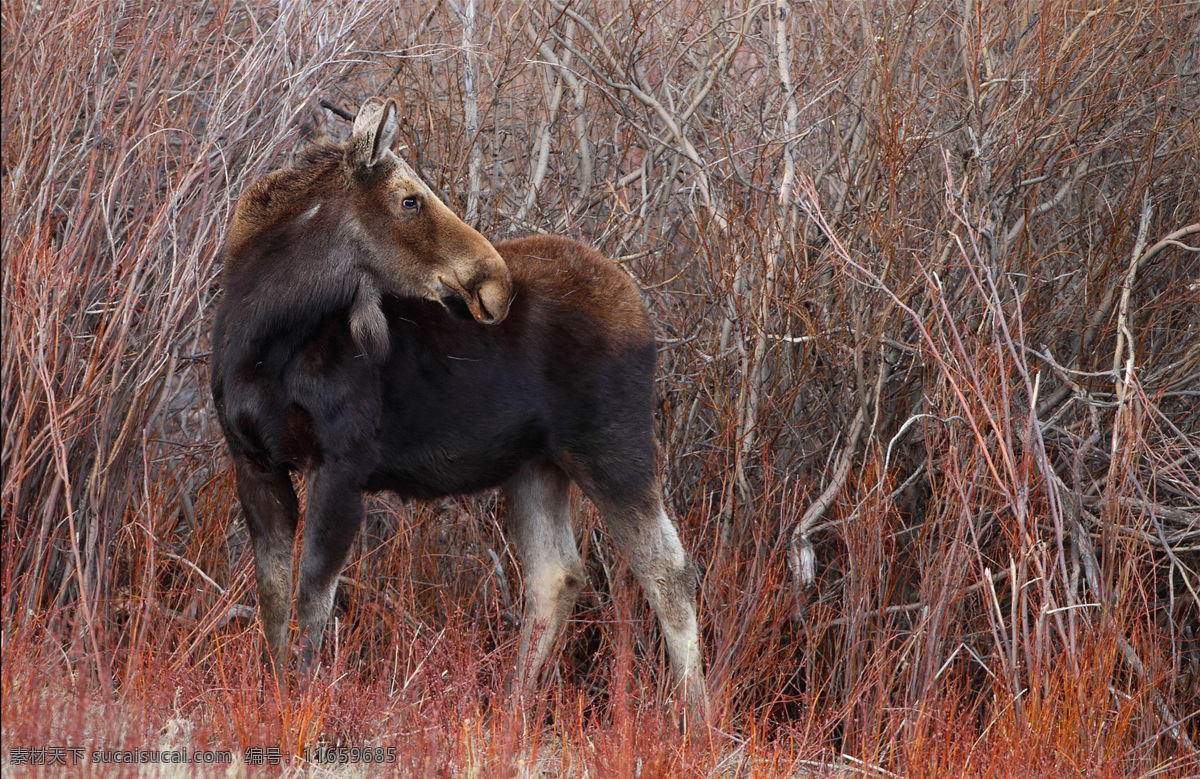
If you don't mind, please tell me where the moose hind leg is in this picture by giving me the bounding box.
[504,462,585,693]
[295,463,366,670]
[593,487,707,718]
[234,457,299,673]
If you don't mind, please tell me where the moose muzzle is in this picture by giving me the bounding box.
[440,251,511,325]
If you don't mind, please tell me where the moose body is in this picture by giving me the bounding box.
[210,98,706,715]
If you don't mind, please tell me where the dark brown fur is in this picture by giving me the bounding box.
[210,99,707,721]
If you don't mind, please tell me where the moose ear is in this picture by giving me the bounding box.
[349,274,390,362]
[351,98,399,168]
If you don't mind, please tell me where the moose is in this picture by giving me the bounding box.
[210,98,707,717]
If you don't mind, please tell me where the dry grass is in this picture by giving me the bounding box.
[3,0,1198,776]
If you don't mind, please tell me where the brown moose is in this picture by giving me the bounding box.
[210,97,706,718]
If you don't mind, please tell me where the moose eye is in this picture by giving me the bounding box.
[401,195,419,211]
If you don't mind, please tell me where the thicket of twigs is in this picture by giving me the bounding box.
[3,0,1197,775]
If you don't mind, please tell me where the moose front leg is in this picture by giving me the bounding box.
[296,462,366,671]
[234,457,299,674]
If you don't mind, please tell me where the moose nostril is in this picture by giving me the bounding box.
[476,277,511,325]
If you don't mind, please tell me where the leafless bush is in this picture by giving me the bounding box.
[3,0,1197,772]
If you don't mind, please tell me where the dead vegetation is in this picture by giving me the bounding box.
[3,0,1197,775]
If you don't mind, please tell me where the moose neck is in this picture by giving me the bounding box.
[218,219,366,371]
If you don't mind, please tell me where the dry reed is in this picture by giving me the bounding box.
[3,0,1197,775]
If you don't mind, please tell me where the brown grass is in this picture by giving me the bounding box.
[3,0,1197,775]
